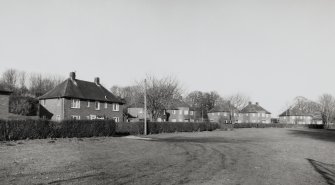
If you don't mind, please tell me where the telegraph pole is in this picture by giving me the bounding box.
[144,79,147,135]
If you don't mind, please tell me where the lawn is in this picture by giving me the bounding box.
[0,128,334,185]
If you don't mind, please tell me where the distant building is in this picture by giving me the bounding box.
[165,100,198,122]
[39,72,125,122]
[207,102,238,123]
[239,102,271,123]
[0,89,12,119]
[279,107,315,124]
[127,103,151,122]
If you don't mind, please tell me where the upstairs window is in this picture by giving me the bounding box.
[184,110,189,115]
[95,101,100,110]
[190,111,194,115]
[179,110,182,115]
[105,102,108,109]
[112,103,119,111]
[87,101,90,107]
[172,110,176,114]
[71,99,80,108]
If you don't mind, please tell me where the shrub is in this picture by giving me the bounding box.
[0,119,116,141]
[232,123,323,129]
[116,122,219,135]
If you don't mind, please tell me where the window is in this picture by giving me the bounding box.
[179,119,183,122]
[112,103,119,111]
[218,112,220,116]
[172,110,176,114]
[212,113,214,116]
[224,112,227,116]
[252,113,255,117]
[41,99,46,106]
[71,115,80,120]
[262,113,265,117]
[105,102,108,109]
[190,111,194,115]
[179,110,182,115]
[87,101,90,107]
[113,117,120,122]
[71,99,80,108]
[90,115,96,120]
[184,110,189,115]
[139,109,143,114]
[95,101,100,110]
[171,119,176,122]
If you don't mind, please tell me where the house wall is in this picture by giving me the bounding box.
[207,112,238,123]
[39,98,63,121]
[40,98,123,121]
[127,107,151,122]
[239,112,271,123]
[279,116,312,124]
[0,94,11,119]
[64,98,123,121]
[166,107,196,122]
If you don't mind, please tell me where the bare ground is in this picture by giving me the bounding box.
[0,128,335,185]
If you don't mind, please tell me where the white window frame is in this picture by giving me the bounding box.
[179,110,182,115]
[41,99,46,106]
[184,110,189,115]
[113,117,120,122]
[95,101,100,110]
[90,115,96,120]
[112,103,119,111]
[172,110,176,114]
[87,101,90,107]
[190,111,194,115]
[105,102,108,109]
[71,99,80,109]
[71,115,80,120]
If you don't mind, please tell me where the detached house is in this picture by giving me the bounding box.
[239,102,271,123]
[0,89,12,119]
[207,102,239,123]
[39,72,124,122]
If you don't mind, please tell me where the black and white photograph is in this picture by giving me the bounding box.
[0,0,335,184]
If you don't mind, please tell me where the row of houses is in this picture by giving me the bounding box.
[0,72,323,124]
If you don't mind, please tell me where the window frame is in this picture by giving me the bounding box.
[71,99,80,109]
[95,101,100,110]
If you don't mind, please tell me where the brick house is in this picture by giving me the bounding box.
[0,89,12,119]
[165,100,198,122]
[239,102,271,123]
[279,107,313,124]
[38,72,125,122]
[127,103,151,122]
[207,102,239,123]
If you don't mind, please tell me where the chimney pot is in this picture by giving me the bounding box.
[94,77,100,85]
[70,72,76,80]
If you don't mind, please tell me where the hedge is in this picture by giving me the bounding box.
[0,119,116,141]
[218,123,325,129]
[116,122,219,135]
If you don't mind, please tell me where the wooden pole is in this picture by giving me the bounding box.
[144,79,147,135]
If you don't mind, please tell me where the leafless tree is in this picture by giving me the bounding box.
[1,69,19,91]
[225,93,250,111]
[138,75,183,121]
[28,73,64,97]
[318,94,335,126]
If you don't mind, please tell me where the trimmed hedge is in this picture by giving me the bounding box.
[0,119,116,141]
[116,122,219,135]
[218,123,325,129]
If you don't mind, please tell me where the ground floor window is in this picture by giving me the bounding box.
[90,115,96,120]
[71,115,80,120]
[113,117,120,122]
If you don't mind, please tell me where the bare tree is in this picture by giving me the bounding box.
[1,69,19,91]
[318,94,335,127]
[225,93,250,111]
[138,75,183,121]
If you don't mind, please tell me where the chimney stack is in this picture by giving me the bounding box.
[69,72,76,80]
[94,77,100,85]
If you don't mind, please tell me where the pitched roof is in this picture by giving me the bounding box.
[279,107,313,117]
[167,99,190,110]
[240,102,271,114]
[38,78,124,104]
[208,103,238,113]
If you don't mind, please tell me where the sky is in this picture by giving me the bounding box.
[0,0,335,116]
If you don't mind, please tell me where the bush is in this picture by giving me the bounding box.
[0,119,116,141]
[232,123,323,129]
[116,122,219,135]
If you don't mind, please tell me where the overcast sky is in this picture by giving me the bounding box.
[0,0,335,116]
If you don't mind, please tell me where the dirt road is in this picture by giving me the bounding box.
[1,128,334,185]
